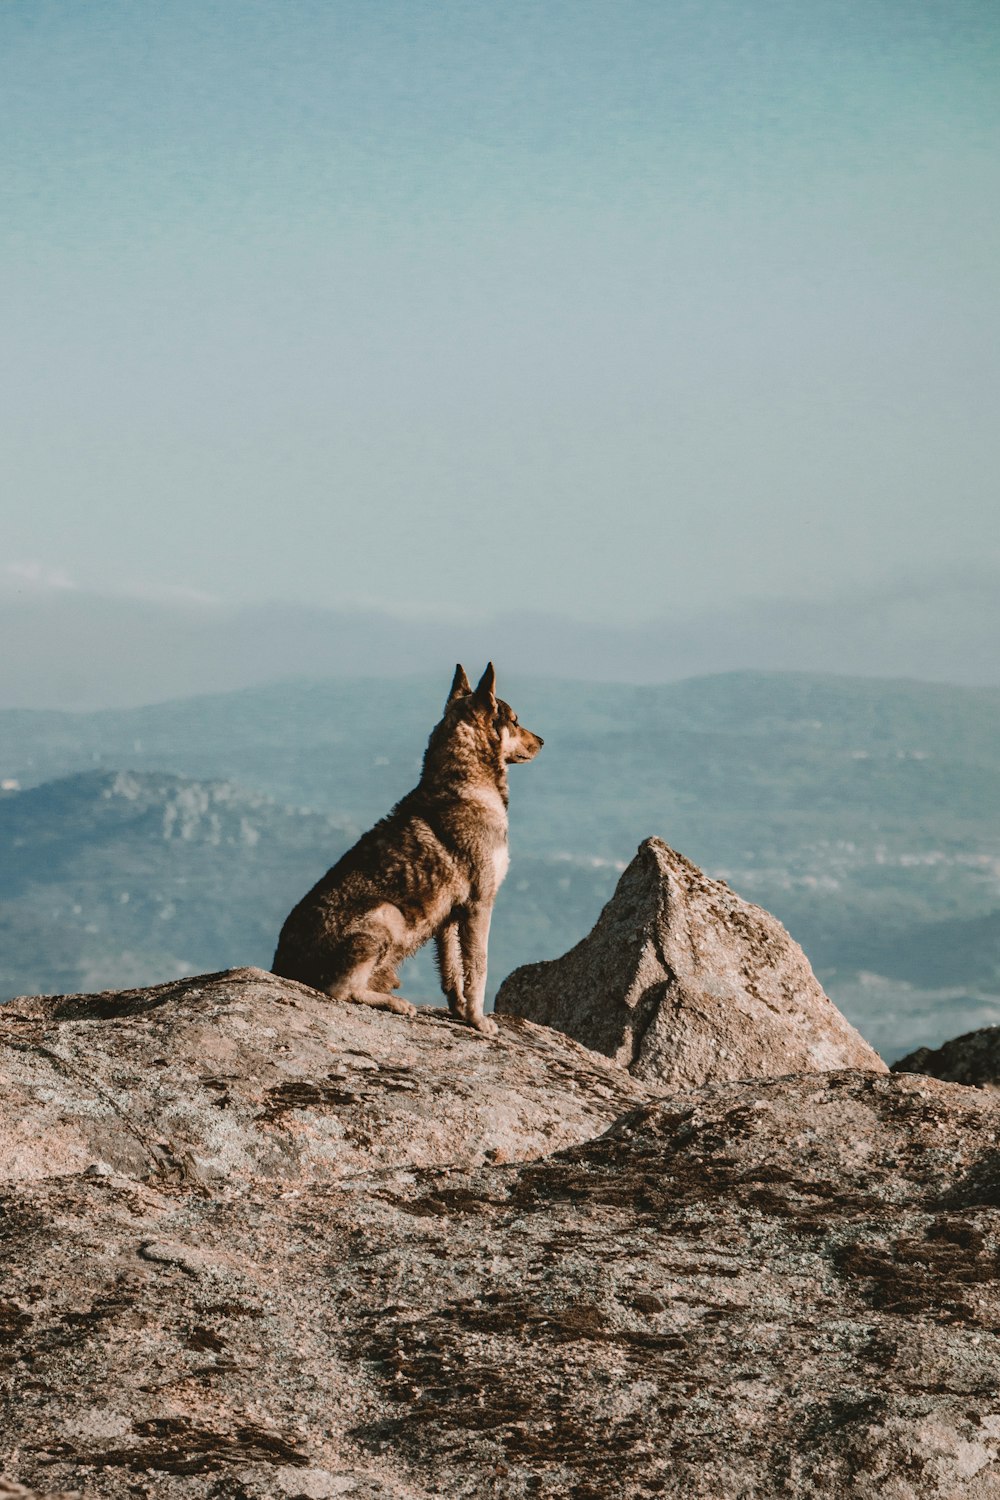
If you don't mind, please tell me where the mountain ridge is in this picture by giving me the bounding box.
[2,575,998,707]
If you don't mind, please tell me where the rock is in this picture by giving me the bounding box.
[0,967,650,1187]
[495,837,885,1088]
[893,1025,1000,1088]
[4,970,1000,1498]
[0,1479,78,1500]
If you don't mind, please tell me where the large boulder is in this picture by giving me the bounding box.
[2,968,1000,1499]
[894,1025,1000,1088]
[495,837,885,1087]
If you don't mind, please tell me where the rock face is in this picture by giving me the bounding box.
[894,1025,1000,1088]
[2,970,1000,1498]
[0,967,649,1188]
[495,837,885,1088]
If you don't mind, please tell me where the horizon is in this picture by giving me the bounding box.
[5,661,1000,717]
[2,567,999,710]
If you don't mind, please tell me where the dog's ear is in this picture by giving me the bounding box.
[447,664,471,705]
[474,662,496,709]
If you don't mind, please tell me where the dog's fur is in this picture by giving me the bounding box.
[272,664,543,1034]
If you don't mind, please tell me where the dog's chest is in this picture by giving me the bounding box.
[492,843,510,886]
[455,786,510,892]
[469,837,509,899]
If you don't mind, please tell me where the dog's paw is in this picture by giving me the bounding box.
[469,1013,499,1038]
[388,995,418,1018]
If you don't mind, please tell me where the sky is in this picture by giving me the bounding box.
[3,0,999,633]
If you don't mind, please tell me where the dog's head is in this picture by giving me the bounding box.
[446,663,544,765]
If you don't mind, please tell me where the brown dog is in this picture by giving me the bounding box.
[272,664,543,1034]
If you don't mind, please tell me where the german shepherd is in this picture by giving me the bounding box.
[272,664,543,1035]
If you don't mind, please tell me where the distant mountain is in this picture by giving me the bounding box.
[0,770,358,999]
[4,670,1000,877]
[1,570,997,708]
[2,670,1000,1060]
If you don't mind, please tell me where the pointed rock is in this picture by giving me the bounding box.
[495,837,885,1087]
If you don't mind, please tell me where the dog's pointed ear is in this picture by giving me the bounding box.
[447,664,471,705]
[474,662,496,708]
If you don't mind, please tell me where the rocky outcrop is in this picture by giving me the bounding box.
[894,1024,1000,1088]
[495,837,885,1088]
[2,969,999,1498]
[0,967,649,1187]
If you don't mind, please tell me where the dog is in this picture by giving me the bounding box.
[272,663,543,1035]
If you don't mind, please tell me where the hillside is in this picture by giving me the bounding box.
[0,771,358,1000]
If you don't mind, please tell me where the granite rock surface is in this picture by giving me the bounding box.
[2,968,998,1499]
[495,837,885,1088]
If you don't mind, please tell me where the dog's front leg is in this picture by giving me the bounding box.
[435,916,467,1019]
[459,901,497,1037]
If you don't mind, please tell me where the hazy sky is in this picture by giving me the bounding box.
[4,0,999,624]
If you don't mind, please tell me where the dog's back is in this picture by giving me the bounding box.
[273,787,471,995]
[272,663,542,1032]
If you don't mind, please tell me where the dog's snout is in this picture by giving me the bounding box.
[536,736,544,747]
